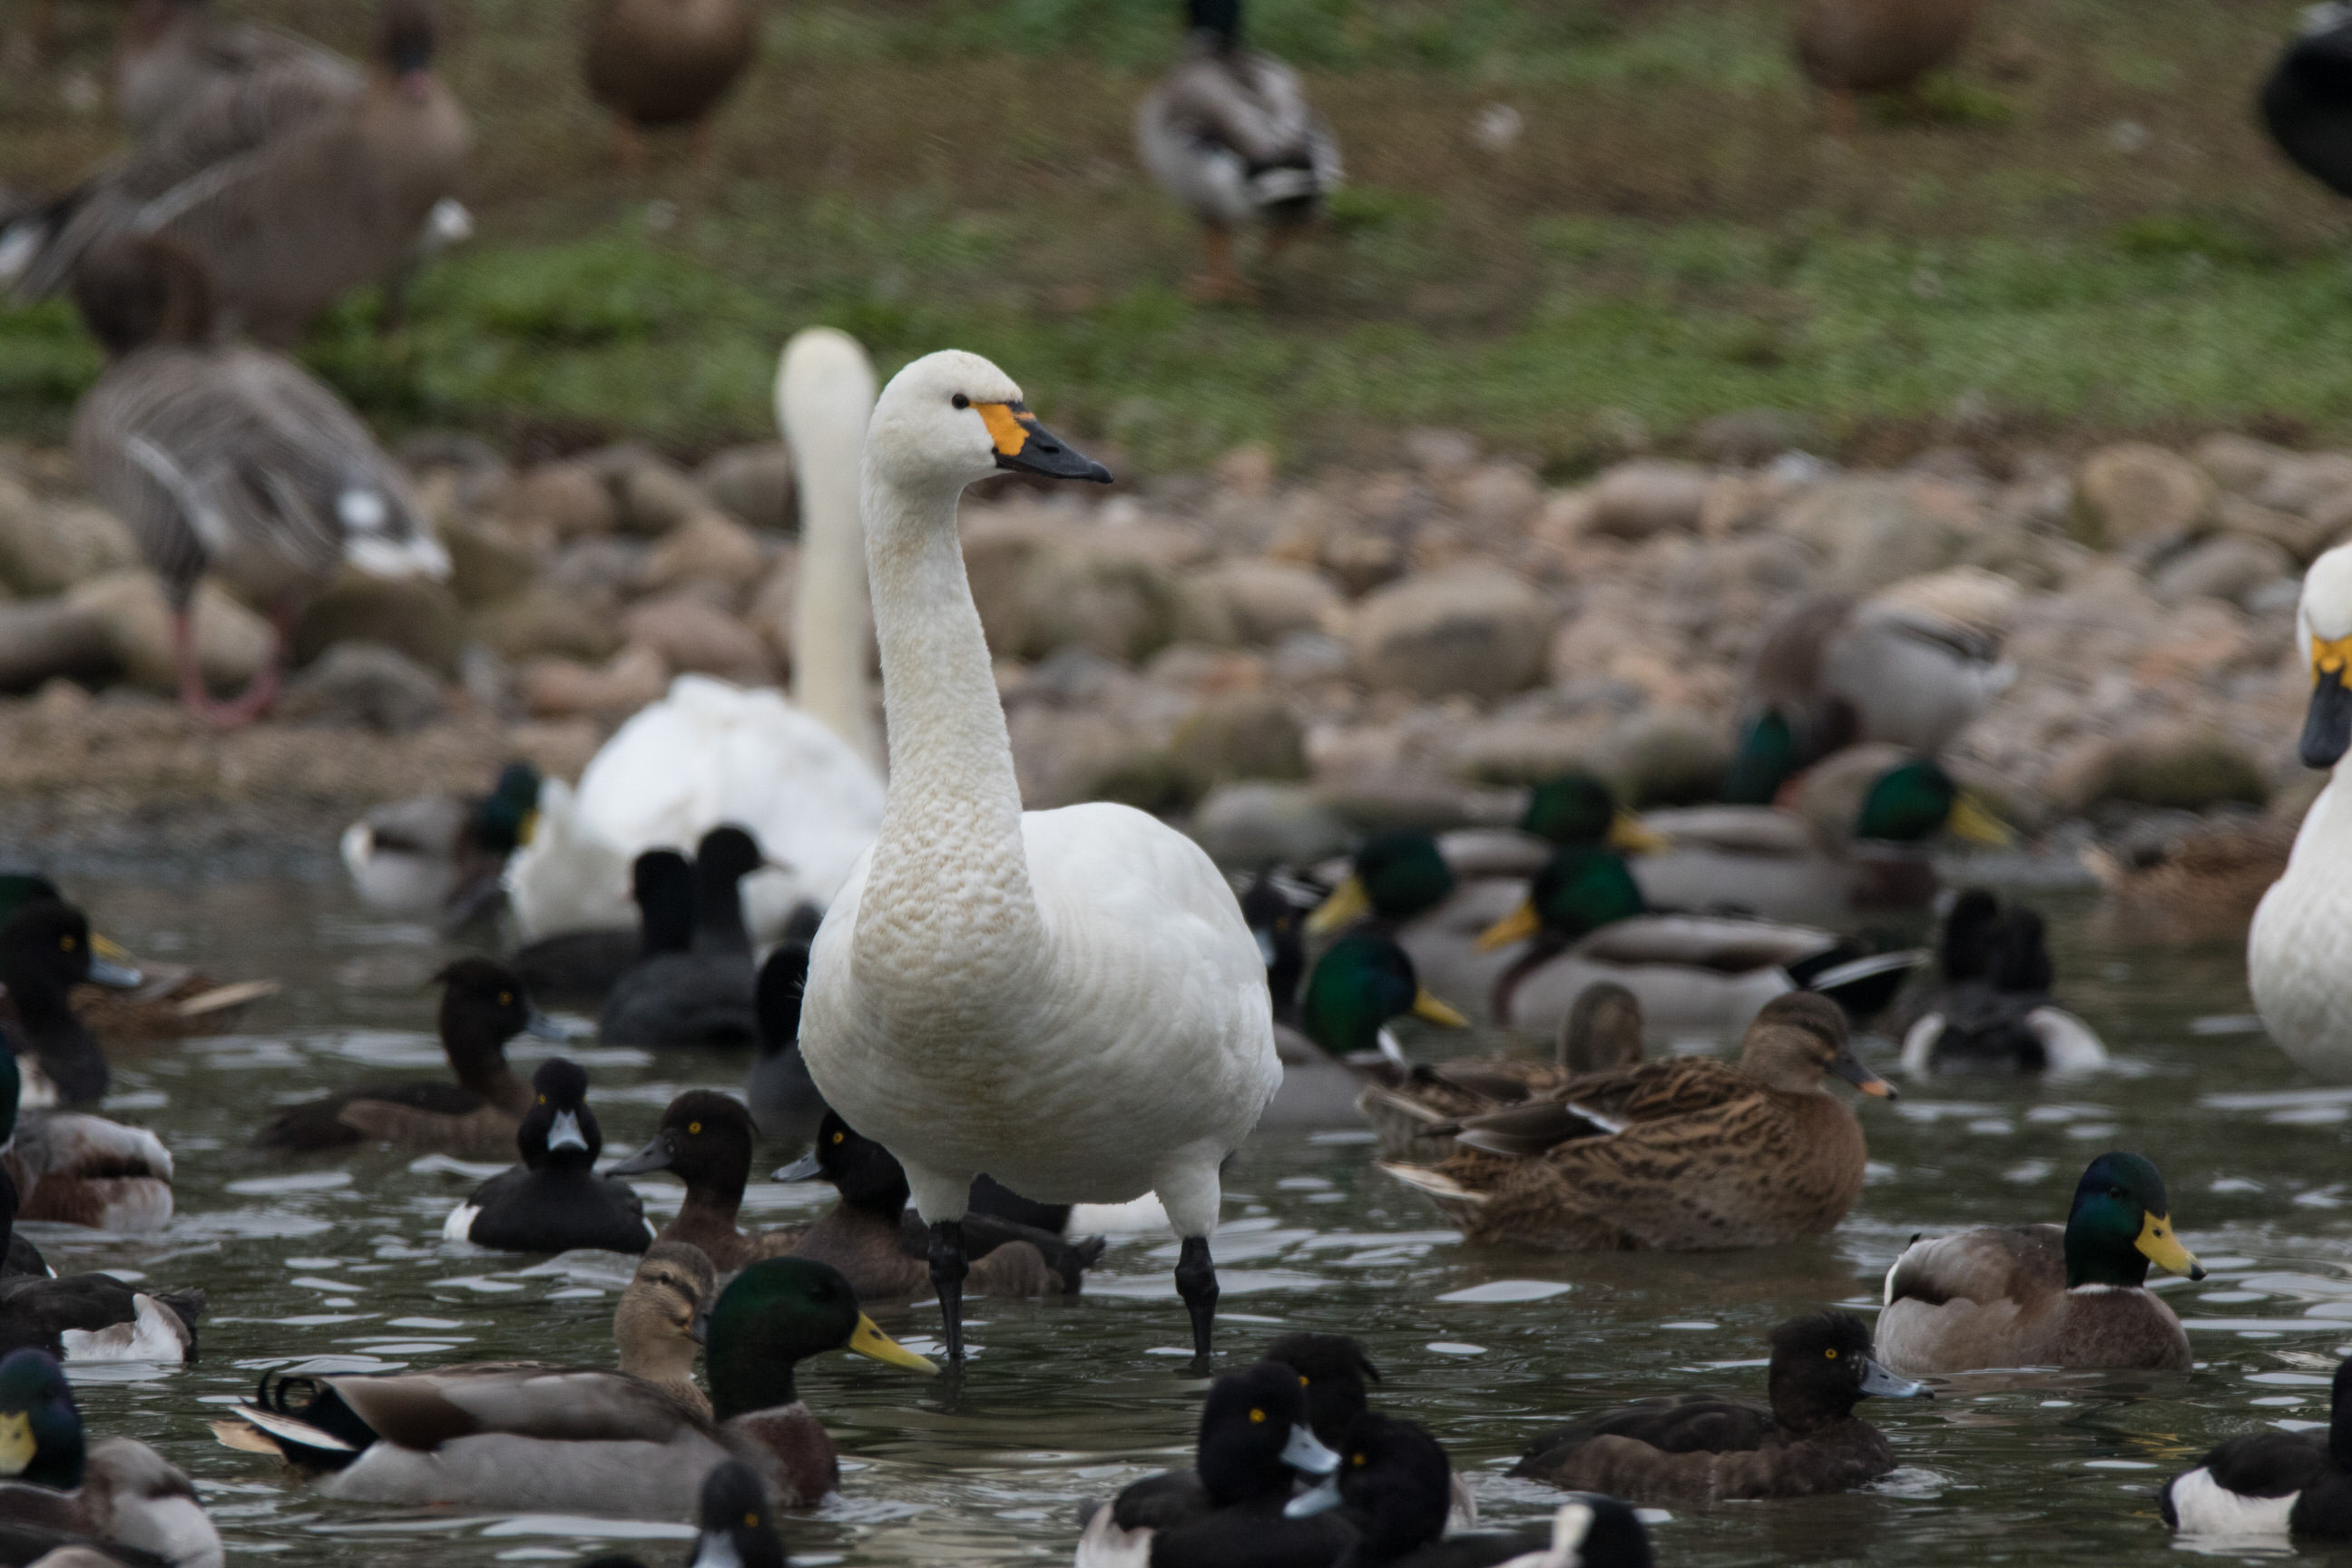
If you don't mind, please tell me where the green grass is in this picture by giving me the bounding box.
[5,0,2352,471]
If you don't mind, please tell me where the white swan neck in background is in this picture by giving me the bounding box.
[779,327,881,772]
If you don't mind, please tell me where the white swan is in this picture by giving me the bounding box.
[2250,543,2352,1078]
[799,350,1279,1362]
[502,330,887,945]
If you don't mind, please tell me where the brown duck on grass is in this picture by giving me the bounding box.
[252,959,567,1158]
[1379,992,1893,1252]
[584,0,759,170]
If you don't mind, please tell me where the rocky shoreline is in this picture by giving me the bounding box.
[0,424,2333,889]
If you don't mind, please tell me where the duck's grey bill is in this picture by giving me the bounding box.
[1859,1357,1929,1398]
[1281,1423,1342,1476]
[1284,1474,1343,1518]
[772,1152,822,1182]
[524,1008,579,1042]
[546,1110,588,1152]
[86,956,142,989]
[607,1136,672,1176]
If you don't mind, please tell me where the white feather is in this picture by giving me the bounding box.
[1899,1014,1943,1075]
[443,1202,481,1243]
[2027,1006,2109,1073]
[2166,1466,2298,1535]
[58,1294,190,1363]
[1073,1502,1153,1568]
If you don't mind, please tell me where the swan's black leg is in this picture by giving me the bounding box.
[928,1219,970,1361]
[1175,1235,1219,1367]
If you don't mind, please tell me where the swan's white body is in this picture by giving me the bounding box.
[2251,546,2352,1079]
[800,350,1278,1244]
[502,331,887,944]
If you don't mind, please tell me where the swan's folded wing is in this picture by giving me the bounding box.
[1884,1224,2064,1308]
[329,1368,710,1447]
[1573,915,1837,975]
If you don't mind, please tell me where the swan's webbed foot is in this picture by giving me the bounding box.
[928,1218,970,1362]
[1175,1234,1219,1369]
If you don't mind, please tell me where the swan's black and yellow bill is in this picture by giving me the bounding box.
[848,1312,939,1374]
[2303,632,2352,769]
[979,401,1112,483]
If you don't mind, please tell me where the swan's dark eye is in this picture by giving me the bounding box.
[952,393,970,409]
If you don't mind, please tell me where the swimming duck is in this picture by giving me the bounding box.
[1357,983,1644,1164]
[1896,894,2106,1074]
[612,1092,803,1271]
[2265,4,2352,202]
[613,1243,718,1420]
[1074,1360,1344,1567]
[64,237,449,727]
[1875,1151,2204,1374]
[113,0,359,140]
[1135,0,1341,303]
[578,1457,788,1568]
[601,827,765,1048]
[1260,932,1469,1130]
[799,351,1278,1366]
[0,904,141,1107]
[442,1059,652,1255]
[1381,993,1892,1251]
[1514,1309,1926,1504]
[252,958,563,1156]
[0,874,271,1044]
[771,1111,1103,1300]
[1475,844,1922,1044]
[1242,871,1315,1029]
[0,1053,171,1237]
[1259,1333,1479,1532]
[2083,815,2294,946]
[0,1174,200,1365]
[515,848,691,1008]
[744,932,825,1149]
[0,1350,220,1568]
[2162,1351,2352,1537]
[1726,593,2009,800]
[340,762,543,927]
[2252,544,2352,1079]
[505,336,886,949]
[1793,0,1978,134]
[221,1257,934,1518]
[585,0,758,169]
[1636,748,2010,921]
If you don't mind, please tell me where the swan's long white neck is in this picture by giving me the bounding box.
[853,471,1044,1005]
[781,342,881,769]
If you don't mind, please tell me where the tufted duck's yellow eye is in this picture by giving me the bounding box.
[832,1131,845,1144]
[744,1511,760,1527]
[1298,1374,1309,1386]
[1249,1407,1265,1423]
[498,992,513,1006]
[1824,1348,1838,1358]
[689,1122,702,1135]
[537,1095,546,1105]
[58,936,74,952]
[1353,1452,1367,1467]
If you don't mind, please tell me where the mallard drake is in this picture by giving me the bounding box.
[0,875,271,1044]
[613,1242,718,1420]
[114,0,360,140]
[612,1092,801,1271]
[1074,1360,1343,1567]
[1475,845,1922,1044]
[1260,932,1468,1130]
[1514,1309,1926,1504]
[1380,993,1893,1251]
[506,335,885,947]
[2252,544,2352,1077]
[220,1257,934,1517]
[0,1173,200,1365]
[10,1,467,348]
[252,958,564,1156]
[340,762,543,927]
[1726,593,2009,802]
[584,0,758,169]
[1794,0,1978,134]
[0,1350,220,1568]
[2265,4,2352,201]
[601,828,763,1049]
[1637,748,2010,920]
[1875,1152,2204,1374]
[0,1053,170,1238]
[0,904,142,1108]
[799,352,1275,1366]
[64,237,448,727]
[1357,982,1643,1164]
[1896,893,2105,1074]
[770,1110,1102,1300]
[2162,1352,2352,1537]
[1135,0,1341,303]
[442,1059,651,1255]
[579,1457,788,1568]
[744,932,824,1149]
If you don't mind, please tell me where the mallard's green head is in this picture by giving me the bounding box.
[1854,759,2012,846]
[1298,933,1466,1058]
[475,762,544,854]
[1308,832,1454,936]
[1723,711,1797,805]
[0,1349,83,1490]
[704,1258,934,1419]
[2063,1152,2203,1289]
[1479,847,1646,950]
[1520,775,1668,854]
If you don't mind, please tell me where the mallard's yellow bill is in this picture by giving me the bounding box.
[0,1413,34,1476]
[849,1313,939,1374]
[1947,793,2014,848]
[2134,1211,2204,1279]
[1475,901,1541,953]
[1606,809,1671,856]
[1412,988,1470,1028]
[1305,877,1372,938]
[516,808,541,848]
[91,933,135,965]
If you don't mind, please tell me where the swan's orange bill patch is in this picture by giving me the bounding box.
[978,402,1032,456]
[2315,632,2352,678]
